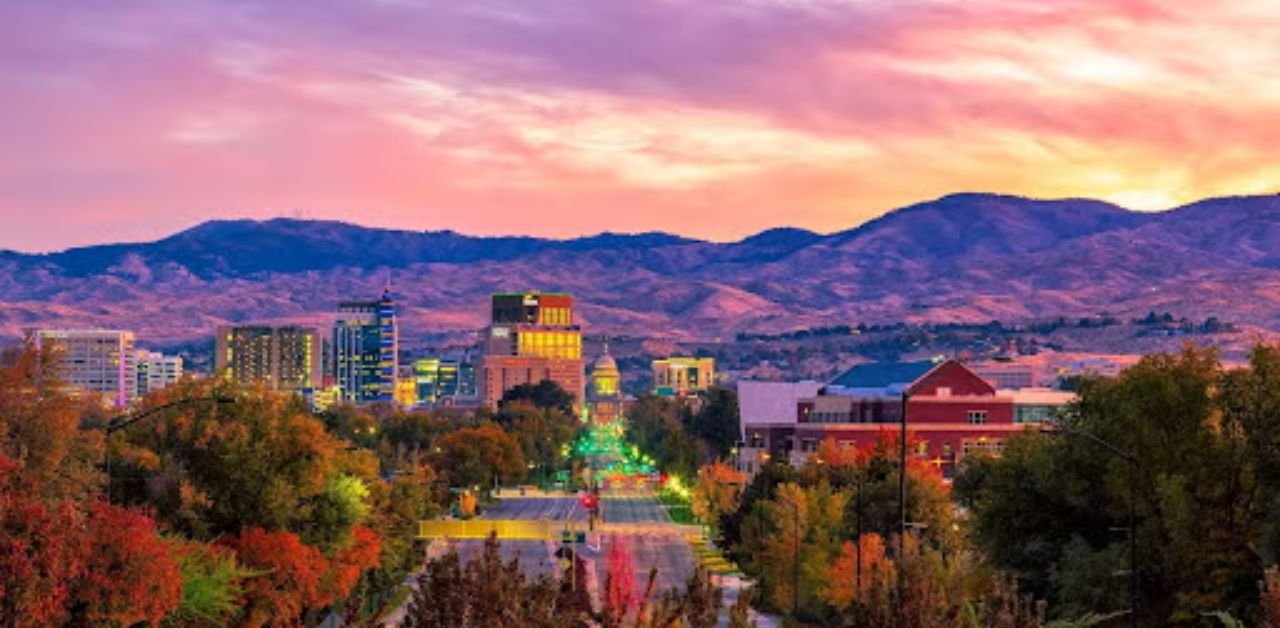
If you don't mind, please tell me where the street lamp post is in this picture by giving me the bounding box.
[786,497,800,616]
[103,396,236,504]
[898,391,910,556]
[1042,425,1139,628]
[855,470,864,598]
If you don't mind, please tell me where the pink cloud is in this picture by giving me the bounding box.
[0,0,1278,251]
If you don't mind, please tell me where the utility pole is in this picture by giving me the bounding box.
[1042,425,1140,628]
[793,499,800,616]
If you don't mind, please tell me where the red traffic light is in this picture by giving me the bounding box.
[580,493,598,510]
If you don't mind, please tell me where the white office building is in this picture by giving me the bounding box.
[34,329,137,408]
[136,350,183,397]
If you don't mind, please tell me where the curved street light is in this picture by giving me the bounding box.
[103,395,237,503]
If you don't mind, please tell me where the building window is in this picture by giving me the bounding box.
[962,439,1004,457]
[968,410,988,425]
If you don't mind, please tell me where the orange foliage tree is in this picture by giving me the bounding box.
[691,461,747,535]
[823,533,894,610]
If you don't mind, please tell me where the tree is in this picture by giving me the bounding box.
[169,540,252,627]
[430,423,527,490]
[823,533,892,610]
[627,394,705,480]
[0,456,83,627]
[113,379,382,550]
[957,346,1267,624]
[756,481,850,619]
[602,542,637,627]
[498,401,579,483]
[691,462,746,538]
[686,387,740,460]
[501,380,576,415]
[0,342,103,502]
[75,501,183,626]
[224,528,329,626]
[404,534,574,628]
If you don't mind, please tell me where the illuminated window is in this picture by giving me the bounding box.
[962,439,1003,457]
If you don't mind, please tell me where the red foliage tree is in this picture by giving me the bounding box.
[0,457,84,627]
[225,528,328,627]
[320,525,383,606]
[77,501,183,625]
[602,541,636,625]
[1,455,183,626]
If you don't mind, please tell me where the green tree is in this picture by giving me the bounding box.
[685,386,740,460]
[501,380,576,415]
[626,394,705,480]
[957,346,1266,624]
[430,423,527,490]
[497,401,579,484]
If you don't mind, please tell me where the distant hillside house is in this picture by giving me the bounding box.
[652,357,716,397]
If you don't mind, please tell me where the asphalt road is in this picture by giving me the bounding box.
[475,493,694,603]
[480,497,587,522]
[601,496,673,525]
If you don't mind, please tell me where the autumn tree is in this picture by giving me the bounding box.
[404,535,575,628]
[430,423,527,490]
[691,461,746,538]
[0,456,84,626]
[0,341,103,502]
[75,501,183,626]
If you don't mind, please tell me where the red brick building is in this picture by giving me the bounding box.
[737,359,1073,477]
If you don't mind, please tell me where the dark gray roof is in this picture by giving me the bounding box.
[828,361,937,389]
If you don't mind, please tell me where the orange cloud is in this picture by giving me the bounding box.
[0,0,1277,250]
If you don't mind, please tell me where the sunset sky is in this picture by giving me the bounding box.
[2,0,1278,252]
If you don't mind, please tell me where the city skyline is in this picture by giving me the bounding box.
[4,0,1279,252]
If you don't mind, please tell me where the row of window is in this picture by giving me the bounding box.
[749,436,1005,459]
[806,409,989,424]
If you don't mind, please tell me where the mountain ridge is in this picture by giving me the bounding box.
[4,192,1280,348]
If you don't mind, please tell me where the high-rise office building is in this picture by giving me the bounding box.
[413,357,477,405]
[479,293,584,408]
[34,329,137,408]
[334,289,398,403]
[215,325,323,391]
[135,350,183,397]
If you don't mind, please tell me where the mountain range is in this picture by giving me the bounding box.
[4,192,1280,349]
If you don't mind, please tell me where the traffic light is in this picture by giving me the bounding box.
[580,493,598,511]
